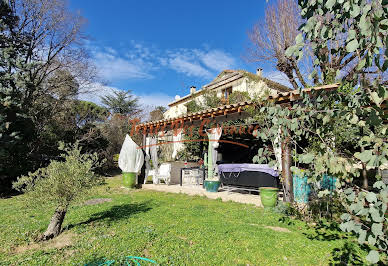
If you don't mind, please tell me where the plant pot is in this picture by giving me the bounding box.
[123,172,137,188]
[204,180,220,192]
[259,187,279,208]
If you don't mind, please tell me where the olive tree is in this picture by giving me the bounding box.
[13,143,104,240]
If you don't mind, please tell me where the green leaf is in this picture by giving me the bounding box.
[295,33,303,44]
[357,229,366,244]
[373,181,385,189]
[370,208,384,223]
[367,235,376,246]
[366,250,379,264]
[339,222,348,232]
[354,150,373,163]
[362,4,371,14]
[346,39,359,52]
[347,29,356,41]
[350,114,358,124]
[370,92,383,107]
[285,46,295,57]
[340,213,351,221]
[300,153,315,164]
[350,5,360,17]
[356,58,366,70]
[371,223,383,236]
[359,15,371,35]
[323,115,330,124]
[325,0,336,9]
[366,192,377,203]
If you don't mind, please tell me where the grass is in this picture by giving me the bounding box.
[0,176,364,265]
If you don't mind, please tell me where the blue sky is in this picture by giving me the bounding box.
[70,0,286,107]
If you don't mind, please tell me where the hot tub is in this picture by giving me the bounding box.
[218,164,279,192]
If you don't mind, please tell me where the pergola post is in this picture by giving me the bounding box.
[281,135,294,202]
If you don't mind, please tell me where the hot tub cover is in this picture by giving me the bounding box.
[218,164,278,177]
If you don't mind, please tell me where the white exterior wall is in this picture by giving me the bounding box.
[164,103,187,119]
[164,78,280,120]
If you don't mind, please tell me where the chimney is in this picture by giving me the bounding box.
[190,86,196,94]
[256,68,263,77]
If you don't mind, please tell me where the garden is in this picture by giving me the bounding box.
[0,175,367,265]
[1,0,387,265]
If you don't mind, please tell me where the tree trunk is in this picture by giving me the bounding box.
[360,136,368,190]
[276,61,299,89]
[281,137,294,202]
[292,61,307,88]
[40,207,67,241]
[361,145,368,189]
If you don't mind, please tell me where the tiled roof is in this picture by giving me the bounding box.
[168,69,291,107]
[138,83,340,131]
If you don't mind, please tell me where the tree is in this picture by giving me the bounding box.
[149,106,167,121]
[1,0,101,193]
[13,143,104,240]
[101,90,140,115]
[0,0,36,192]
[283,0,388,263]
[286,0,387,86]
[247,0,309,89]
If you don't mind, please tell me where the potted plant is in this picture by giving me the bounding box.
[203,134,221,192]
[119,135,144,188]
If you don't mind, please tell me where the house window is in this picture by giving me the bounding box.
[223,87,232,100]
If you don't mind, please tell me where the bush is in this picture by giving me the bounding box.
[13,142,104,240]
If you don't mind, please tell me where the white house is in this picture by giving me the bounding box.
[164,69,291,119]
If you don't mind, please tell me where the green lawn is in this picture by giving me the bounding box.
[0,176,364,265]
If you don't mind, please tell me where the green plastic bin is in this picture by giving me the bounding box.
[123,172,137,188]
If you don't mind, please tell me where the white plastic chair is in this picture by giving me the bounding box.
[154,163,171,185]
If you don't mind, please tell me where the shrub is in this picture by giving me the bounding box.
[13,142,104,240]
[339,181,388,264]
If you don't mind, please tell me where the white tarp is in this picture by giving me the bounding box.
[118,134,144,173]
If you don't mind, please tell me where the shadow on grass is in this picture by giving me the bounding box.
[84,257,114,266]
[67,201,152,229]
[303,220,347,241]
[302,221,363,265]
[330,242,363,265]
[278,216,296,226]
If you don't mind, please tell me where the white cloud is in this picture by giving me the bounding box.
[78,82,174,108]
[167,55,213,79]
[199,50,236,72]
[90,42,237,83]
[78,82,121,106]
[137,93,174,108]
[93,50,153,81]
[160,48,236,79]
[263,70,293,88]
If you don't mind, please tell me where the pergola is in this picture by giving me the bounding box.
[136,83,340,133]
[136,83,341,201]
